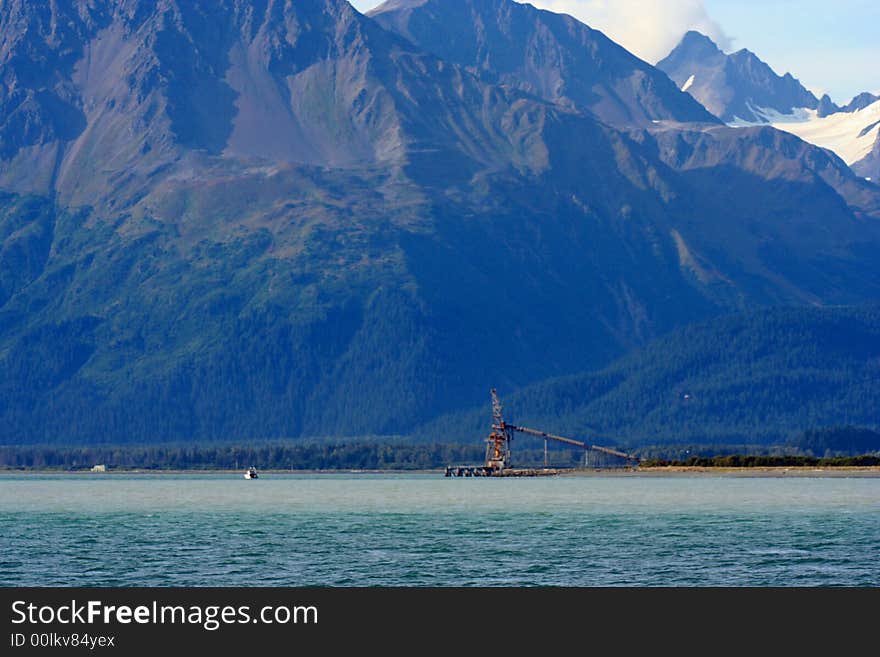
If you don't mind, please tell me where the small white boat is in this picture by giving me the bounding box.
[244,467,259,480]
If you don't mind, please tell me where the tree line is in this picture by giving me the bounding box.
[641,454,880,468]
[1,437,878,471]
[0,442,585,471]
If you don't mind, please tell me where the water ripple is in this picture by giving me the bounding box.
[0,474,878,586]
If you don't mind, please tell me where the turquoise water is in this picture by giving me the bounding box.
[1,473,878,586]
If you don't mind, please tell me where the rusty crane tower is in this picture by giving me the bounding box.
[484,388,513,470]
[479,388,639,473]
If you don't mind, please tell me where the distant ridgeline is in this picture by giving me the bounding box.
[1,426,878,471]
[793,426,880,457]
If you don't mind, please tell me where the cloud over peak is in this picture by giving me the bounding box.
[528,0,732,63]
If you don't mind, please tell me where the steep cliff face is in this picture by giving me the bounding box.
[657,31,819,123]
[852,133,880,182]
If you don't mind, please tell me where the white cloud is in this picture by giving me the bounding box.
[524,0,731,63]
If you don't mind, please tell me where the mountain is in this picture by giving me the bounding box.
[423,304,880,447]
[658,31,880,181]
[368,0,720,127]
[816,94,840,119]
[842,92,880,114]
[657,31,819,124]
[815,91,879,118]
[1,0,880,445]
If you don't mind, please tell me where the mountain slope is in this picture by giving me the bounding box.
[646,121,880,217]
[0,0,560,209]
[369,0,720,127]
[423,305,880,447]
[853,135,880,181]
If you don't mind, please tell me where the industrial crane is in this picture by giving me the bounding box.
[484,388,639,470]
[484,388,514,469]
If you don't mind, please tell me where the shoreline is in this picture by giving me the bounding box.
[623,465,880,477]
[2,465,880,477]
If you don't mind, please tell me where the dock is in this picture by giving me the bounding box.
[445,389,640,478]
[445,465,560,477]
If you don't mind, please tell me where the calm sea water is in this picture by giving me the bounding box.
[1,473,878,586]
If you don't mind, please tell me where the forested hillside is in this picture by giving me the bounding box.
[424,305,880,447]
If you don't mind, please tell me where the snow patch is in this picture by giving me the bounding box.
[728,100,880,166]
[771,100,880,165]
[728,103,814,127]
[681,74,695,93]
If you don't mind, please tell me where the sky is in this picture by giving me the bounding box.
[350,0,878,104]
